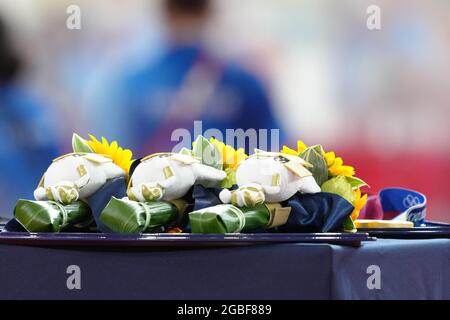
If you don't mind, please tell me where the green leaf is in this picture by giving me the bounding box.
[240,204,270,231]
[342,216,357,232]
[72,133,94,153]
[192,135,223,170]
[321,175,355,203]
[189,204,273,234]
[14,199,92,232]
[220,168,237,188]
[100,197,179,234]
[346,176,369,189]
[299,144,328,186]
[189,204,245,234]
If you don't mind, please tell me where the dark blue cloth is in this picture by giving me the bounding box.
[0,238,448,299]
[174,185,222,232]
[87,177,127,233]
[191,185,222,211]
[277,192,354,233]
[3,217,25,232]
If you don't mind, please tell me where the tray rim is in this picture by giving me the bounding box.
[0,231,375,247]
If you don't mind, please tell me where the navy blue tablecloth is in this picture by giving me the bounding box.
[0,239,449,299]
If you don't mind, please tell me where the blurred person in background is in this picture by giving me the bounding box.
[94,0,282,155]
[0,17,59,217]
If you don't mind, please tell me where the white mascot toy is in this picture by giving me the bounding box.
[127,153,226,202]
[34,153,125,204]
[219,150,321,207]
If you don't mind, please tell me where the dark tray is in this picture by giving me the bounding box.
[0,231,374,247]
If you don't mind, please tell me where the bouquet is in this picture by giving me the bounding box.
[187,139,368,233]
[12,133,133,232]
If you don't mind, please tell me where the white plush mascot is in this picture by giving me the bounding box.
[219,150,321,207]
[34,153,125,204]
[128,153,226,202]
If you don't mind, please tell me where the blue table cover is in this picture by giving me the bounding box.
[0,239,448,299]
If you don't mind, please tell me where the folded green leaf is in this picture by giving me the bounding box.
[192,135,223,171]
[100,197,179,234]
[72,133,94,153]
[14,199,92,232]
[346,176,369,189]
[300,145,329,186]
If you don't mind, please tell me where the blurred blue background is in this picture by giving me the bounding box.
[0,0,449,221]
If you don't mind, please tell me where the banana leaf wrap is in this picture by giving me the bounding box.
[240,204,271,231]
[100,197,179,234]
[14,199,92,232]
[189,204,248,234]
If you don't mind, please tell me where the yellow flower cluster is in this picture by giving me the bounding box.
[210,138,248,169]
[281,139,367,221]
[281,140,355,177]
[323,151,355,177]
[87,135,134,174]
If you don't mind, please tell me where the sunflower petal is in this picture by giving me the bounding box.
[83,134,134,173]
[88,134,100,144]
[297,140,308,153]
[281,146,300,156]
[121,149,133,162]
[324,151,336,167]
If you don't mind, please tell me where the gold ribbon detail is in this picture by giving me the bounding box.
[265,203,292,229]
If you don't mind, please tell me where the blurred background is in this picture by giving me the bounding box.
[0,0,449,221]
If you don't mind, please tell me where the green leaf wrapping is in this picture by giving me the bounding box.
[189,204,271,234]
[14,199,92,232]
[189,204,246,234]
[299,145,329,186]
[100,197,179,234]
[240,204,271,231]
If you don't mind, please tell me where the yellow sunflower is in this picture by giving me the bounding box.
[323,151,355,177]
[351,188,368,220]
[86,135,133,174]
[281,139,356,178]
[210,138,248,169]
